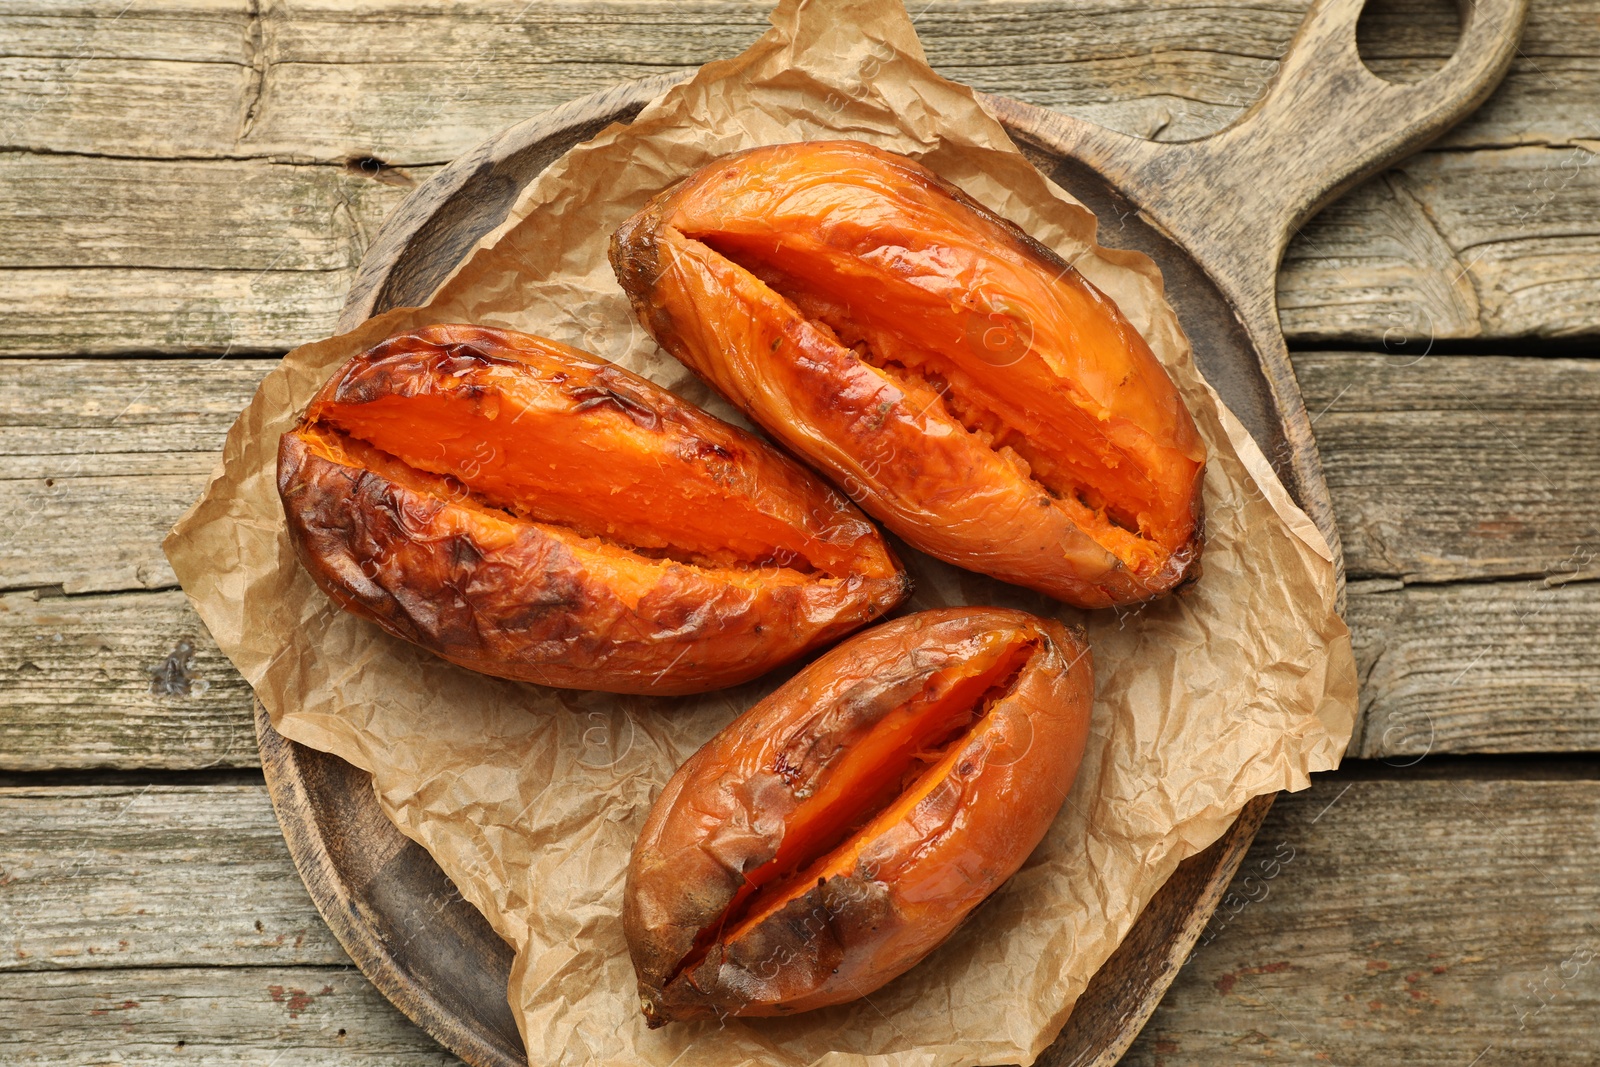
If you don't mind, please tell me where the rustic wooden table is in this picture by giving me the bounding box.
[1,1,1596,1063]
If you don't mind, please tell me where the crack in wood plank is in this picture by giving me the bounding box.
[236,0,269,143]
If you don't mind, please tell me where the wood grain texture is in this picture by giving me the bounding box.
[0,785,345,970]
[0,590,259,771]
[1283,145,1600,343]
[2,0,1588,160]
[0,266,353,357]
[0,452,211,594]
[0,156,433,272]
[1,353,1595,769]
[0,1,1318,162]
[0,967,460,1065]
[7,574,1596,772]
[5,353,1594,595]
[0,0,1595,355]
[1124,775,1600,1065]
[1348,579,1600,757]
[3,779,1596,1064]
[1293,352,1600,584]
[0,782,458,1061]
[0,358,275,594]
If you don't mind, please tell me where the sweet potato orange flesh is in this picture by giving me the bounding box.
[715,635,1034,937]
[292,423,826,601]
[611,140,1206,607]
[278,324,909,695]
[310,329,888,578]
[670,630,1033,979]
[623,608,1094,1022]
[702,244,1174,570]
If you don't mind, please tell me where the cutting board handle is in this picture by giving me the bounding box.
[1037,0,1529,315]
[989,0,1526,572]
[1178,0,1529,258]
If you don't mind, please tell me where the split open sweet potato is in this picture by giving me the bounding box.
[611,140,1206,608]
[277,324,908,695]
[623,607,1094,1023]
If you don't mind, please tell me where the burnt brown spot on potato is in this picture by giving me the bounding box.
[624,608,1093,1022]
[567,383,661,429]
[278,324,909,696]
[610,140,1207,609]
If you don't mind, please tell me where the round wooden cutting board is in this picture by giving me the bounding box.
[257,0,1525,1063]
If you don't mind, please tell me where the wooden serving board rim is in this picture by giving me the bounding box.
[254,699,518,1067]
[256,701,1277,1067]
[263,73,1320,1067]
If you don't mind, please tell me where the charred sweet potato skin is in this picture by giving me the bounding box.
[611,141,1206,608]
[277,324,908,696]
[623,608,1094,1022]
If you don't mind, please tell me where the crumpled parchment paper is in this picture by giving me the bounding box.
[165,1,1357,1064]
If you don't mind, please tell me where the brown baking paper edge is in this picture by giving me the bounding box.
[165,1,1357,1064]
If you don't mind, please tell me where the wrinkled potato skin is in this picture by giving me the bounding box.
[624,608,1094,1022]
[277,324,908,696]
[611,141,1205,608]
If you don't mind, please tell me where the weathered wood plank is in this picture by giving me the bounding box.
[0,455,212,594]
[1281,147,1600,344]
[4,573,1598,772]
[0,590,259,771]
[0,1,1596,354]
[0,785,345,969]
[1293,352,1600,584]
[0,154,426,355]
[7,353,1597,594]
[1126,776,1600,1065]
[0,967,461,1064]
[0,155,431,272]
[1348,579,1600,758]
[3,780,1597,1063]
[229,0,1600,154]
[0,1,1311,161]
[1,0,1592,161]
[0,266,351,357]
[0,358,272,594]
[0,357,274,457]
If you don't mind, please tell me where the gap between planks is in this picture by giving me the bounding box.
[1,352,1597,765]
[0,0,1597,353]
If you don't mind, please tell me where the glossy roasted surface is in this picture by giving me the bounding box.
[612,141,1205,608]
[624,607,1094,1023]
[277,324,907,695]
[6,2,1595,1063]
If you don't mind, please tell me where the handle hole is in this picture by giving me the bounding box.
[1356,0,1464,84]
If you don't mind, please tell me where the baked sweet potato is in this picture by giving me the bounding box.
[611,140,1205,608]
[623,607,1093,1023]
[277,324,908,696]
